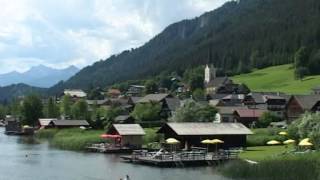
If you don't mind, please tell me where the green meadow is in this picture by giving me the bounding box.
[232,64,320,94]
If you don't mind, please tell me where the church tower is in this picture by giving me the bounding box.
[204,64,216,84]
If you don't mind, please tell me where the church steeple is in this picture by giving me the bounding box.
[204,64,216,84]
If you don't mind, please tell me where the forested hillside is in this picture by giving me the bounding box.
[49,0,320,93]
[0,84,47,103]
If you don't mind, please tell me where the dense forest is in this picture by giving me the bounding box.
[0,84,47,103]
[47,0,320,94]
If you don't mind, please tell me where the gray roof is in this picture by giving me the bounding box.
[160,123,253,135]
[249,93,266,104]
[114,115,131,121]
[222,94,245,100]
[39,118,57,126]
[208,94,230,100]
[129,97,143,104]
[52,120,89,126]
[111,124,145,135]
[293,95,320,110]
[86,99,109,105]
[138,93,169,103]
[217,106,247,115]
[165,98,181,111]
[206,77,231,87]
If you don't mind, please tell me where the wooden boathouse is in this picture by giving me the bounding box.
[107,124,146,149]
[157,122,253,151]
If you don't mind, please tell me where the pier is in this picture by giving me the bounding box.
[121,148,241,167]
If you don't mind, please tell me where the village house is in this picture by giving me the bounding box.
[107,124,145,148]
[64,89,87,99]
[204,64,250,96]
[220,94,246,106]
[4,117,22,134]
[39,119,90,129]
[107,88,121,98]
[216,106,248,123]
[233,109,267,127]
[286,95,320,123]
[157,122,253,151]
[312,86,320,95]
[114,115,135,124]
[127,85,145,97]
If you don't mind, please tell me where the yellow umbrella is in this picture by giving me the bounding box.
[201,139,212,144]
[279,131,288,136]
[300,138,310,143]
[166,138,180,152]
[283,139,295,145]
[267,140,281,145]
[299,140,313,146]
[210,139,224,152]
[166,138,180,144]
[201,139,212,152]
[210,139,224,144]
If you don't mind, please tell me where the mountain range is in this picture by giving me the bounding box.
[48,0,320,94]
[2,0,320,101]
[0,65,79,88]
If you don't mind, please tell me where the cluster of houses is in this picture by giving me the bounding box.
[4,64,320,152]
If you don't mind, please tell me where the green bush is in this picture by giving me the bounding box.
[247,128,286,146]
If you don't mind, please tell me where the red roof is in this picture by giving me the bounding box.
[234,109,266,118]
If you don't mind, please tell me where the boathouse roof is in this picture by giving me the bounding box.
[108,124,145,136]
[52,120,90,126]
[158,123,253,136]
[39,118,57,126]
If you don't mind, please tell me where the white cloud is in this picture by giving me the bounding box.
[0,0,228,74]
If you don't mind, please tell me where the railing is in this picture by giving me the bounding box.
[131,149,241,162]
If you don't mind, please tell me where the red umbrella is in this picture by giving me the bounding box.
[100,134,121,139]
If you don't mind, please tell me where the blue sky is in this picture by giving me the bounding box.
[0,0,227,74]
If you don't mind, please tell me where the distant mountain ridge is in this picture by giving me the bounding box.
[0,65,79,88]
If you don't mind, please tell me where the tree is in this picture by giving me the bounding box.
[46,97,60,118]
[294,47,309,80]
[288,112,320,149]
[295,67,309,80]
[22,94,43,126]
[87,87,104,100]
[61,95,72,118]
[144,80,159,94]
[171,100,217,122]
[71,99,89,120]
[159,76,172,90]
[192,88,205,101]
[257,112,281,128]
[131,102,161,122]
[0,105,6,120]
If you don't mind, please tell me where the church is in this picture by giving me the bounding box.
[204,64,250,96]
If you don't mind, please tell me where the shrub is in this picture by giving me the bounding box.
[247,128,285,146]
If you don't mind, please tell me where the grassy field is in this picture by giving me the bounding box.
[36,128,105,151]
[232,64,320,94]
[240,145,294,161]
[221,152,320,180]
[36,128,161,151]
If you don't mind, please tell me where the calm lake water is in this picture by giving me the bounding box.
[0,128,231,180]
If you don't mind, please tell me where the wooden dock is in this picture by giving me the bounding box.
[121,149,240,167]
[86,144,136,154]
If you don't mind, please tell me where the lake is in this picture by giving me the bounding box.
[0,128,231,180]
